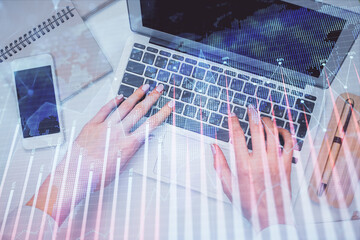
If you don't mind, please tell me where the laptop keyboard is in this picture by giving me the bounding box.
[118,43,317,155]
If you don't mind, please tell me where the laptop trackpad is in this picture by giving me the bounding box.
[154,131,227,198]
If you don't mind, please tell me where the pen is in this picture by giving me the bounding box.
[318,98,354,196]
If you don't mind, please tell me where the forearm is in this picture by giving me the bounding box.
[26,143,98,226]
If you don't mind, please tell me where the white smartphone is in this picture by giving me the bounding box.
[11,54,64,149]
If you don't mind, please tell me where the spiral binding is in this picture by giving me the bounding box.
[0,6,75,63]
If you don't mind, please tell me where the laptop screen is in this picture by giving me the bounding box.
[140,0,347,79]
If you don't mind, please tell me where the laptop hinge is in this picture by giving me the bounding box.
[149,37,307,89]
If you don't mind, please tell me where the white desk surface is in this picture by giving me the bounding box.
[0,0,360,239]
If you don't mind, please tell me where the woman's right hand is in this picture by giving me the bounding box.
[211,105,294,231]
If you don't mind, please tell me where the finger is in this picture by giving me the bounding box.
[211,144,233,202]
[228,113,249,163]
[121,84,164,131]
[130,99,173,144]
[90,95,124,123]
[278,127,294,161]
[261,117,279,154]
[107,84,150,123]
[247,105,266,155]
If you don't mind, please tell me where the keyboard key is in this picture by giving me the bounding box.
[173,101,185,114]
[207,99,220,111]
[282,95,295,108]
[122,73,144,88]
[295,138,304,151]
[297,123,308,139]
[202,124,229,142]
[216,128,230,142]
[160,50,171,57]
[130,48,143,61]
[157,96,171,108]
[169,74,183,86]
[270,90,283,103]
[134,43,145,49]
[239,121,248,133]
[155,56,168,69]
[305,94,317,101]
[243,82,257,95]
[233,93,247,106]
[209,113,223,126]
[238,73,250,81]
[168,87,182,99]
[278,86,290,93]
[233,106,246,119]
[218,75,231,87]
[157,70,170,83]
[193,94,208,107]
[251,78,263,85]
[196,109,210,122]
[285,122,298,135]
[144,66,158,79]
[222,117,229,129]
[172,54,184,61]
[194,81,208,94]
[180,63,193,76]
[167,60,181,72]
[211,66,223,72]
[198,62,210,69]
[184,105,197,118]
[273,105,285,118]
[230,78,244,91]
[259,101,271,114]
[181,90,194,103]
[182,77,195,90]
[145,79,157,91]
[219,102,233,115]
[185,58,197,65]
[207,85,220,98]
[256,86,269,99]
[184,118,201,134]
[285,109,298,121]
[246,97,258,108]
[220,89,234,101]
[147,46,158,53]
[204,71,218,83]
[297,113,311,125]
[295,99,315,113]
[142,52,155,65]
[126,61,145,75]
[167,114,186,128]
[264,82,276,89]
[118,84,134,97]
[224,70,236,77]
[162,84,170,95]
[247,139,252,150]
[192,67,206,80]
[275,118,285,127]
[291,90,303,97]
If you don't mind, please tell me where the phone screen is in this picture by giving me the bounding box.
[14,65,60,138]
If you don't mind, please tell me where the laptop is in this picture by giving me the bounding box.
[110,0,360,202]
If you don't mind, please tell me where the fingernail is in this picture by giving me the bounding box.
[156,84,164,93]
[229,112,236,117]
[167,100,175,108]
[142,84,150,92]
[248,104,260,125]
[116,94,124,100]
[210,144,216,155]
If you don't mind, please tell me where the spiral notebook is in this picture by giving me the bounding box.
[0,0,112,101]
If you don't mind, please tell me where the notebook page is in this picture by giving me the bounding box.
[0,0,112,101]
